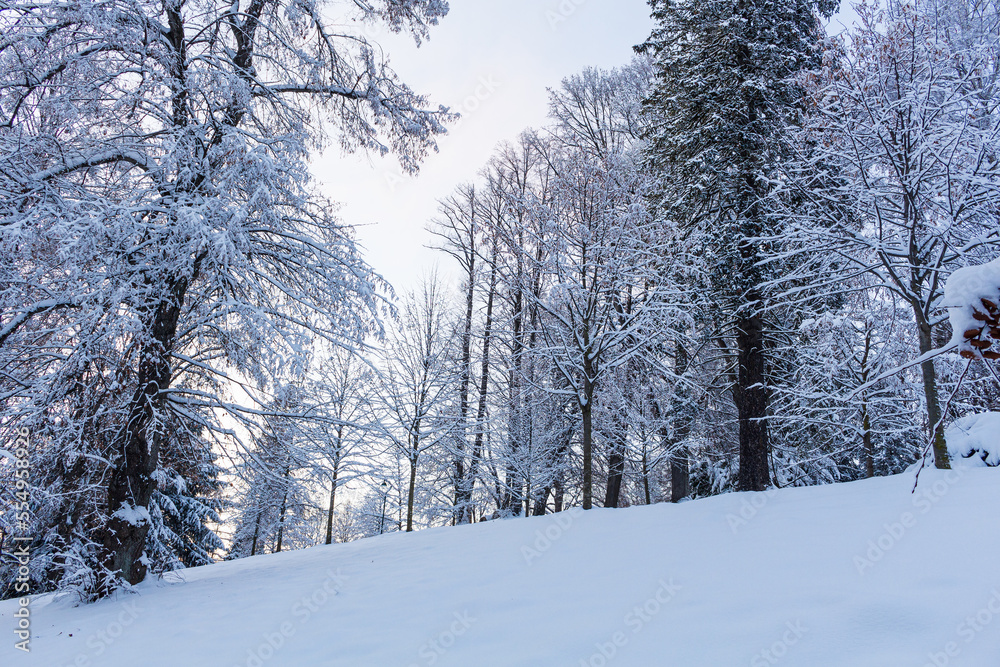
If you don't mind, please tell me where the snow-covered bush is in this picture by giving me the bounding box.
[945,413,1000,467]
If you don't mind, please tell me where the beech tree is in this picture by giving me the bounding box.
[785,0,1000,469]
[0,0,451,596]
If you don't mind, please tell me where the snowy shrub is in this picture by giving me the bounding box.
[946,413,1000,467]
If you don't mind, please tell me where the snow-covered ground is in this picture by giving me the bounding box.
[3,468,999,667]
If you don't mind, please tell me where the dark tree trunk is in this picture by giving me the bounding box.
[860,330,875,478]
[502,255,526,516]
[670,340,691,502]
[735,311,770,492]
[581,381,594,510]
[604,415,626,508]
[275,463,291,553]
[532,486,550,516]
[453,260,476,524]
[916,319,951,469]
[406,440,418,532]
[275,491,287,553]
[670,454,690,502]
[103,277,187,589]
[250,510,261,557]
[641,443,652,505]
[324,451,340,545]
[461,244,498,523]
[553,477,565,514]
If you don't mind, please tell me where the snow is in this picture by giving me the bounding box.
[944,257,1000,356]
[3,469,1000,666]
[947,412,1000,467]
[110,504,151,527]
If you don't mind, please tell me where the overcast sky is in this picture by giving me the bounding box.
[312,0,655,296]
[312,1,861,298]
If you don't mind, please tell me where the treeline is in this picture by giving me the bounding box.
[218,0,1000,561]
[3,0,1000,601]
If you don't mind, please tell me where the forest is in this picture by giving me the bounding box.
[2,0,999,604]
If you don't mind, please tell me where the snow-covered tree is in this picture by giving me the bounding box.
[785,0,1000,469]
[0,0,452,595]
[638,0,838,491]
[371,277,458,532]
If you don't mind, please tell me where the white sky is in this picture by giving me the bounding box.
[312,1,861,298]
[312,0,655,296]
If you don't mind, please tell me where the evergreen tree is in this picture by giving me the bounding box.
[638,0,838,490]
[146,418,226,571]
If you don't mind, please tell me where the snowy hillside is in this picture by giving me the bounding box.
[4,468,1000,667]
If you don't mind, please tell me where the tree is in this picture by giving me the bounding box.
[428,184,482,524]
[228,385,316,558]
[371,277,457,532]
[0,0,451,595]
[786,0,1000,469]
[310,349,376,546]
[638,0,838,491]
[146,417,227,570]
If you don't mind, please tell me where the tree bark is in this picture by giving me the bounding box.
[407,438,418,533]
[323,450,340,545]
[461,244,498,523]
[735,311,770,492]
[604,412,626,508]
[102,277,187,589]
[670,340,691,502]
[249,511,261,557]
[917,320,951,469]
[532,486,550,516]
[581,380,594,510]
[453,259,476,524]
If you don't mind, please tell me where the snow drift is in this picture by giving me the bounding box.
[947,412,1000,467]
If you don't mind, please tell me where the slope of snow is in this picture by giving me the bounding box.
[4,469,1000,667]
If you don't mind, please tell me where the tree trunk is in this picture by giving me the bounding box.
[406,448,418,533]
[532,486,550,516]
[502,256,526,516]
[670,452,690,503]
[735,311,770,492]
[453,262,476,524]
[581,384,594,510]
[275,463,291,553]
[642,442,652,505]
[917,320,951,469]
[323,458,340,545]
[250,510,261,557]
[461,245,498,523]
[670,340,691,502]
[275,490,287,553]
[862,408,874,478]
[103,278,187,589]
[604,413,626,508]
[860,329,875,478]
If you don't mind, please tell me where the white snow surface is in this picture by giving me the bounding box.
[4,469,1000,666]
[947,412,1000,466]
[944,257,1000,353]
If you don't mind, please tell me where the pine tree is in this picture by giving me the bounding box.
[638,0,838,491]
